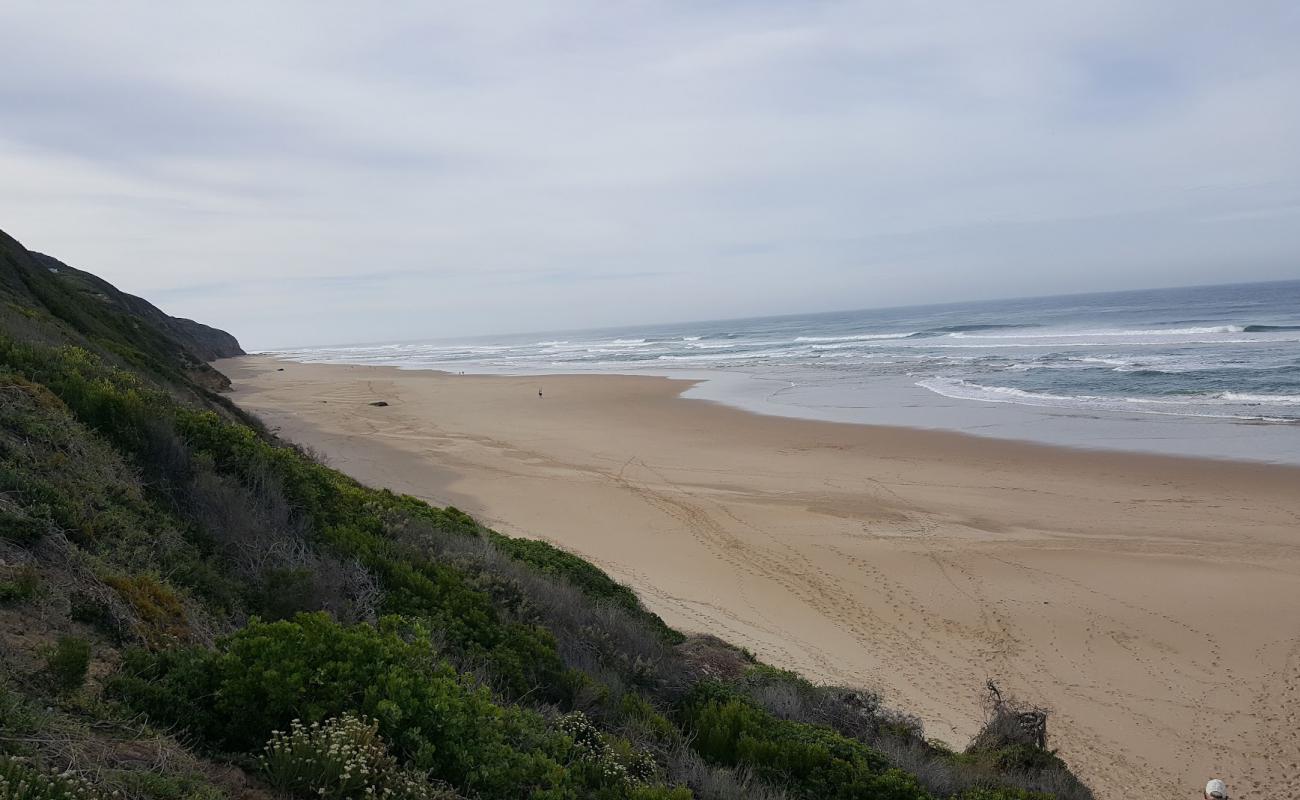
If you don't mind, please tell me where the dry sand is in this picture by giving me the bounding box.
[217,355,1300,798]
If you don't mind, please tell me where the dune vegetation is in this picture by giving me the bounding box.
[0,228,1090,800]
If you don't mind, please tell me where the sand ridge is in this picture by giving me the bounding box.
[216,355,1300,798]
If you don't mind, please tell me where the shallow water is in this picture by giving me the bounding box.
[272,280,1300,464]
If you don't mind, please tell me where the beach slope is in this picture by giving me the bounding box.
[219,355,1300,798]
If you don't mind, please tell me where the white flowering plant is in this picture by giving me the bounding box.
[0,756,101,800]
[555,711,657,788]
[257,715,454,800]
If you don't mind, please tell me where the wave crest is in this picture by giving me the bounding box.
[916,378,1300,420]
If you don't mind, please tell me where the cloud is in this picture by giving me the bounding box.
[1,1,1297,349]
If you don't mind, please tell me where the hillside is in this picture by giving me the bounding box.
[0,228,1091,800]
[27,251,243,363]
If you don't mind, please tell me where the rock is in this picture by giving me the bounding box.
[369,401,390,407]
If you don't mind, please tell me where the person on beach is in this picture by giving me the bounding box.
[538,388,543,398]
[1204,778,1228,799]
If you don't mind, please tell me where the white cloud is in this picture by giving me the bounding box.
[1,1,1297,348]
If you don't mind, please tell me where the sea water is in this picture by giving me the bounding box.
[274,280,1300,464]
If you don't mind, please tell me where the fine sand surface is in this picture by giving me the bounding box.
[217,355,1300,798]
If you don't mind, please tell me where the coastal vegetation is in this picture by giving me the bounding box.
[0,227,1090,800]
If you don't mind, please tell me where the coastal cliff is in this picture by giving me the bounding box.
[28,251,244,362]
[0,228,1090,800]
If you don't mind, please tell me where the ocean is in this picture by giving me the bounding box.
[274,280,1300,464]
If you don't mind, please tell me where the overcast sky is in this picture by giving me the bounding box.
[2,2,1298,349]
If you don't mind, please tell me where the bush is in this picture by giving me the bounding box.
[618,692,677,743]
[67,593,121,640]
[0,508,45,544]
[0,679,47,736]
[684,684,929,800]
[0,566,40,604]
[259,714,458,800]
[0,364,171,549]
[111,613,648,799]
[254,568,317,621]
[555,711,658,789]
[104,574,189,645]
[110,612,706,799]
[105,770,226,800]
[957,685,1091,800]
[173,409,566,697]
[490,536,642,614]
[0,756,100,800]
[45,636,91,692]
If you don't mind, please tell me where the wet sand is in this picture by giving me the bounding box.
[216,355,1300,798]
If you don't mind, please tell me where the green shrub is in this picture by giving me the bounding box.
[0,508,45,543]
[0,679,47,734]
[112,614,620,799]
[684,684,929,800]
[110,613,705,799]
[173,409,566,697]
[618,693,677,743]
[0,756,99,800]
[105,770,226,800]
[488,534,682,645]
[488,535,640,614]
[45,637,91,692]
[959,690,1089,798]
[627,789,692,800]
[254,568,317,621]
[0,566,40,604]
[67,593,120,640]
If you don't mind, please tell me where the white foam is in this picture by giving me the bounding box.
[907,338,1275,349]
[949,325,1246,339]
[916,378,1300,421]
[809,340,902,352]
[657,349,803,362]
[918,379,1081,404]
[1219,392,1300,405]
[794,332,917,343]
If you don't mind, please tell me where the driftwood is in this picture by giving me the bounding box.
[986,679,1048,749]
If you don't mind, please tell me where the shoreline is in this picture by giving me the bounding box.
[216,354,1300,798]
[252,354,1300,467]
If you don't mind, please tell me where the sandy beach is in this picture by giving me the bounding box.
[217,355,1300,798]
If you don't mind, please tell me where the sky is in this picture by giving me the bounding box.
[1,2,1299,350]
